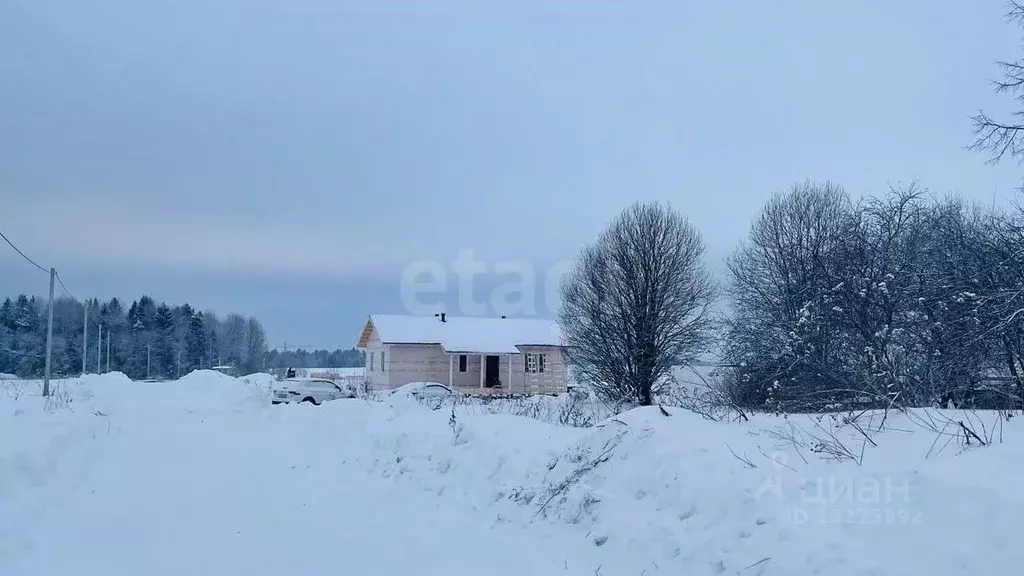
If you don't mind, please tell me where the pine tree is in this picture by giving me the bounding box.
[185,312,208,371]
[124,296,163,378]
[12,296,44,376]
[59,336,80,377]
[0,298,12,374]
[154,304,175,378]
[102,298,127,373]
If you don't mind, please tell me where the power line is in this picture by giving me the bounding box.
[0,228,48,274]
[0,227,76,299]
[55,271,73,298]
[1,226,87,391]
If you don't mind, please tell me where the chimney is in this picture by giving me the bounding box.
[440,312,446,322]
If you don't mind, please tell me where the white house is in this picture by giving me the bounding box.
[355,313,569,395]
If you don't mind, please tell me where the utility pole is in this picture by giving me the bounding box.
[42,268,55,397]
[97,323,102,373]
[147,344,151,380]
[177,350,182,379]
[106,330,110,373]
[82,301,88,375]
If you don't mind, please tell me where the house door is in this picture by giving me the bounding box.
[485,355,501,388]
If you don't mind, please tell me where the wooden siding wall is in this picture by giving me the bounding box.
[514,346,569,394]
[363,328,389,389]
[381,344,450,390]
[450,354,485,388]
[371,342,569,395]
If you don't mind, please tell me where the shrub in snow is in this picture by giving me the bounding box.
[448,406,469,445]
[43,382,74,413]
[1,378,28,401]
[437,390,616,428]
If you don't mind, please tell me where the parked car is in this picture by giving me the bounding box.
[390,381,457,399]
[272,378,356,405]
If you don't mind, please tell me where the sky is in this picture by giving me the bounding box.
[2,0,1023,348]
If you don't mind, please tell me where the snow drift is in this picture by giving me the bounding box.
[2,372,1021,575]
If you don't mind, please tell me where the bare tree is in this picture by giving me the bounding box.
[244,317,268,374]
[220,313,249,368]
[832,186,929,405]
[723,181,853,411]
[724,179,1023,413]
[907,199,1003,403]
[970,1,1024,170]
[975,205,1024,404]
[559,202,715,406]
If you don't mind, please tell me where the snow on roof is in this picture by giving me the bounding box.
[361,314,563,354]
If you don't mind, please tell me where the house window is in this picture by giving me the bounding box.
[459,354,467,372]
[369,352,374,372]
[380,349,385,371]
[524,352,546,374]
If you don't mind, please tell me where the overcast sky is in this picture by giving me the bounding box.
[2,0,1022,347]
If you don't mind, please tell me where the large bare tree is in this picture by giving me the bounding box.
[558,202,714,406]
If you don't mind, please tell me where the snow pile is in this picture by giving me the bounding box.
[3,370,1022,575]
[497,407,1024,573]
[362,401,1024,574]
[240,371,276,396]
[242,371,276,386]
[76,371,134,386]
[157,370,271,412]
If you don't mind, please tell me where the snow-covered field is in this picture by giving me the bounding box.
[2,372,1021,575]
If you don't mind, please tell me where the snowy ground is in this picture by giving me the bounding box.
[2,372,1021,575]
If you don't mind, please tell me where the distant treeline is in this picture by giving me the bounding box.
[0,294,267,379]
[264,348,365,369]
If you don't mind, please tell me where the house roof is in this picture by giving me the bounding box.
[356,314,563,354]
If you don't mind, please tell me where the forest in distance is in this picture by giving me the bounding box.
[0,293,365,379]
